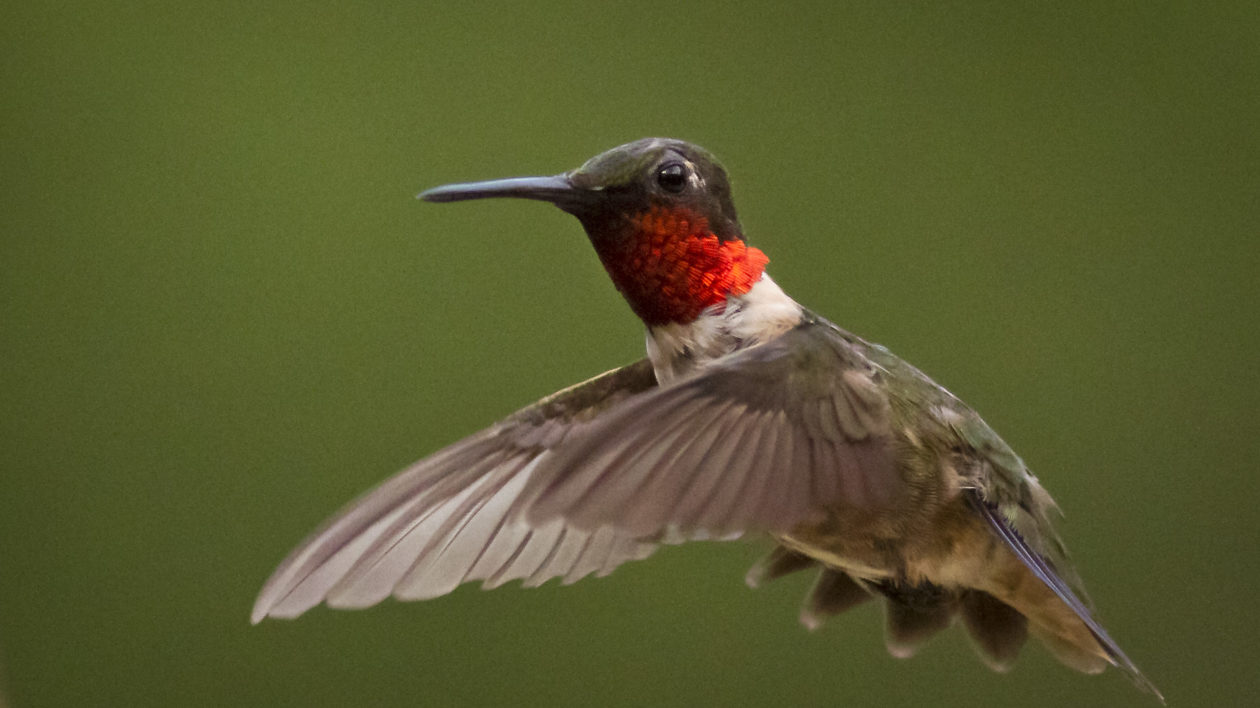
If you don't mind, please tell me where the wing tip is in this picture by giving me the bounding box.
[249,599,303,624]
[249,568,302,625]
[1106,650,1164,705]
[963,490,1164,703]
[250,587,280,625]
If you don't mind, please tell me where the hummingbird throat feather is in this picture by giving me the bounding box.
[604,205,769,325]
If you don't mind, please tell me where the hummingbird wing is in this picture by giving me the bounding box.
[252,359,663,623]
[966,491,1162,700]
[519,321,900,537]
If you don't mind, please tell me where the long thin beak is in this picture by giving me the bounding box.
[417,174,583,207]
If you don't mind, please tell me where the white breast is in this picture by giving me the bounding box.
[645,275,803,384]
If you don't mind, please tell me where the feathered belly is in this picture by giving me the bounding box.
[775,497,1001,589]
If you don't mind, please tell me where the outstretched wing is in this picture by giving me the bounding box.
[255,321,907,623]
[520,322,903,537]
[252,360,660,623]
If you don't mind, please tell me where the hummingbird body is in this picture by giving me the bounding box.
[253,138,1159,700]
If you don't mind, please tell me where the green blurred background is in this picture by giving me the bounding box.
[2,2,1256,706]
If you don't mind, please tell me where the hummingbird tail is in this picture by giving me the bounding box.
[868,580,962,659]
[959,589,1028,672]
[869,581,1031,668]
[744,546,817,588]
[747,523,1161,703]
[746,546,876,631]
[965,491,1164,703]
[800,569,875,630]
[748,545,1032,665]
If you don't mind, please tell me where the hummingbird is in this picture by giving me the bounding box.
[252,138,1160,700]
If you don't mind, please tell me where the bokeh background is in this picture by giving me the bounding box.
[2,2,1256,706]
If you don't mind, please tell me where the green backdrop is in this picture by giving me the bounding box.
[2,3,1256,706]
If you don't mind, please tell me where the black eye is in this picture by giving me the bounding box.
[656,163,687,193]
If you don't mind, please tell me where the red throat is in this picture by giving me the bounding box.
[596,206,769,326]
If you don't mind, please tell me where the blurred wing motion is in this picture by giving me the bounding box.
[253,323,902,622]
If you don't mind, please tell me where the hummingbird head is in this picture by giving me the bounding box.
[420,138,769,326]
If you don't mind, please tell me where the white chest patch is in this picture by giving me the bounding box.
[646,275,803,384]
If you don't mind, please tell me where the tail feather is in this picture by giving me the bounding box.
[800,569,874,630]
[747,519,1162,704]
[960,590,1028,672]
[964,490,1163,702]
[744,546,816,588]
[875,582,958,658]
[1031,623,1110,675]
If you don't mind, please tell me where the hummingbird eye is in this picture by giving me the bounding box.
[655,162,688,193]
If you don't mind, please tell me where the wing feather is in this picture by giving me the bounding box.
[694,409,774,530]
[256,322,905,623]
[521,323,900,538]
[673,408,767,529]
[565,397,720,535]
[616,402,748,534]
[389,464,530,601]
[757,410,803,526]
[611,399,743,536]
[340,453,523,591]
[562,525,616,582]
[809,438,840,502]
[965,490,1162,701]
[252,360,659,622]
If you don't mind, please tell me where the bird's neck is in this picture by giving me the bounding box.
[646,274,803,384]
[592,205,769,327]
